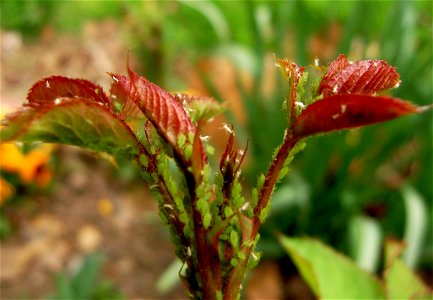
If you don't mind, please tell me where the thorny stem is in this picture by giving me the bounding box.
[253,131,299,237]
[134,150,199,294]
[183,165,220,300]
[223,131,299,299]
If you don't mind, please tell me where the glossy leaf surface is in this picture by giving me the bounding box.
[294,94,419,138]
[109,73,144,118]
[1,99,141,158]
[126,68,196,152]
[27,76,111,109]
[318,54,400,97]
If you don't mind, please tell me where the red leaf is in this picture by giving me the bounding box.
[1,97,142,159]
[109,73,133,104]
[191,122,207,182]
[219,125,248,195]
[318,54,350,94]
[294,94,419,138]
[318,55,400,97]
[109,73,143,118]
[126,67,197,161]
[219,125,236,174]
[27,76,111,109]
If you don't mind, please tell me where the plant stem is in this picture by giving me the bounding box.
[184,171,219,300]
[252,131,299,237]
[223,131,299,299]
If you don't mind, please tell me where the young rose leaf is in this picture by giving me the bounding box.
[294,94,421,138]
[219,126,248,196]
[126,67,198,164]
[108,74,168,154]
[318,54,350,92]
[171,93,225,124]
[191,122,207,182]
[109,73,143,118]
[27,76,111,109]
[1,99,142,159]
[318,54,400,97]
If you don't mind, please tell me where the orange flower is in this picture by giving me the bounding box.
[0,178,15,206]
[0,143,54,188]
[0,143,24,173]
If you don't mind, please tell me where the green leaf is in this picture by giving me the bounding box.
[384,239,432,299]
[53,273,74,299]
[1,100,141,159]
[279,235,386,299]
[72,252,105,299]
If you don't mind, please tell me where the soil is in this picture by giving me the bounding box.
[1,147,185,299]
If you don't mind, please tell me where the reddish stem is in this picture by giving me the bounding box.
[223,131,299,299]
[184,171,220,300]
[252,131,299,237]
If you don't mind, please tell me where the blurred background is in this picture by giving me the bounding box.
[1,1,431,299]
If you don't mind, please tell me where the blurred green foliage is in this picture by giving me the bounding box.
[1,0,431,275]
[0,1,123,38]
[49,253,124,300]
[1,1,55,39]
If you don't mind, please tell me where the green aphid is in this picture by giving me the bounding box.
[230,258,238,267]
[139,154,148,168]
[259,204,271,223]
[278,166,289,181]
[174,197,184,212]
[183,224,193,238]
[257,174,266,189]
[188,132,195,143]
[206,145,215,155]
[196,198,209,214]
[224,206,233,218]
[237,251,245,260]
[202,164,211,180]
[231,181,242,196]
[203,212,212,229]
[113,101,123,112]
[295,71,309,105]
[179,211,189,224]
[183,144,193,160]
[196,184,206,197]
[168,180,178,194]
[247,251,261,270]
[230,230,239,249]
[177,134,187,148]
